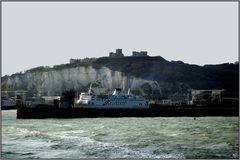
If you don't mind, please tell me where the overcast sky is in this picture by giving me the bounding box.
[2,2,238,76]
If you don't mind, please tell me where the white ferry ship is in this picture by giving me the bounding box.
[75,85,149,109]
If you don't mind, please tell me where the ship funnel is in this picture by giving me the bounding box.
[88,83,93,94]
[127,88,131,95]
[113,88,121,95]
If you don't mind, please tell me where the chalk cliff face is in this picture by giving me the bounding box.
[1,66,161,97]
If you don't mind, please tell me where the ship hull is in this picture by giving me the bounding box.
[74,104,149,109]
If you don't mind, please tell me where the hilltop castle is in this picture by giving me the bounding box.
[109,49,149,57]
[70,49,149,64]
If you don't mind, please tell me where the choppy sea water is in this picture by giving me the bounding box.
[2,110,239,159]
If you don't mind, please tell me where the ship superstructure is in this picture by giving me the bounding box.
[76,85,149,109]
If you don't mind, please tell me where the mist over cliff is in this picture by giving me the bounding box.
[1,56,239,98]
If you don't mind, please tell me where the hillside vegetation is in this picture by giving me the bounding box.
[1,56,239,98]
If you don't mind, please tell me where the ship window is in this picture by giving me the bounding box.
[139,103,142,106]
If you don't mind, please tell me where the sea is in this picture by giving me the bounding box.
[2,110,239,159]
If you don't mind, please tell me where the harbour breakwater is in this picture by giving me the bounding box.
[17,106,238,119]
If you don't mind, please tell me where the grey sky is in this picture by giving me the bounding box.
[2,2,238,76]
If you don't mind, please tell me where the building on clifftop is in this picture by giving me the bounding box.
[132,51,148,57]
[109,49,124,57]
